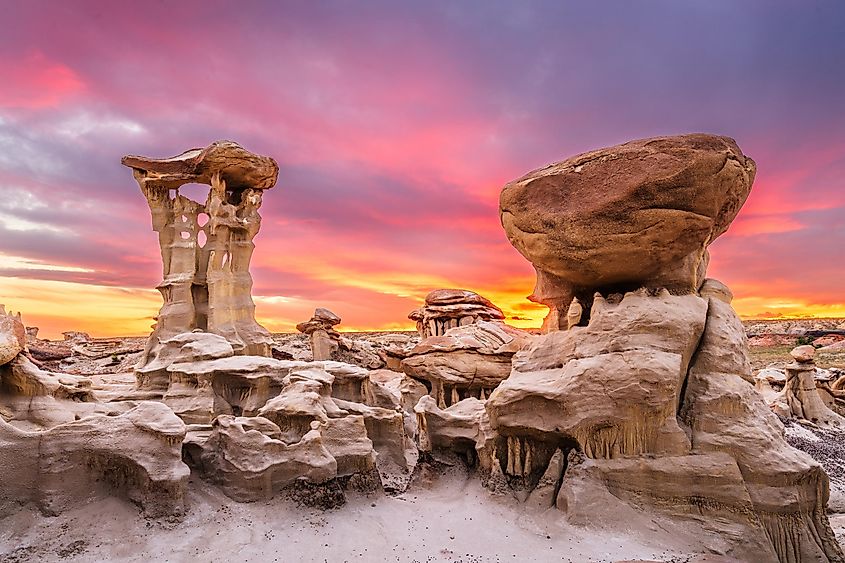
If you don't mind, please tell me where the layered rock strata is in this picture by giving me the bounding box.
[401,321,532,407]
[122,141,277,367]
[297,308,342,361]
[409,289,505,338]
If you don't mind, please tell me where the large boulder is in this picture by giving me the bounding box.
[499,134,756,330]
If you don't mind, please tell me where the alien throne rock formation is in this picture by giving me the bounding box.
[482,134,843,562]
[122,141,277,370]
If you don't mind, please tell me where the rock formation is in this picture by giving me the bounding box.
[482,134,843,562]
[409,289,505,338]
[0,306,26,366]
[499,134,756,331]
[778,346,844,425]
[122,141,277,368]
[297,308,342,361]
[0,402,189,518]
[184,361,418,499]
[1,308,190,517]
[402,321,533,407]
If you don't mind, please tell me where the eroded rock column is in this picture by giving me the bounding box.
[122,141,278,369]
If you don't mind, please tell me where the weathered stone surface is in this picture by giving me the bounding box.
[557,452,778,560]
[488,290,705,460]
[415,395,488,460]
[791,344,816,363]
[484,281,844,561]
[368,369,427,414]
[0,355,97,430]
[0,402,189,517]
[123,141,276,370]
[779,353,844,426]
[499,134,756,330]
[297,308,343,361]
[681,297,843,562]
[135,332,235,390]
[194,415,336,502]
[121,140,278,191]
[0,305,26,366]
[409,289,505,338]
[402,321,532,408]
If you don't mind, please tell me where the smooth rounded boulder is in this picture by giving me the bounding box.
[499,133,755,329]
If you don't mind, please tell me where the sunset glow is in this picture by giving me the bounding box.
[1,1,843,339]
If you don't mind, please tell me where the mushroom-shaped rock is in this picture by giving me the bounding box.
[297,308,343,361]
[402,321,533,408]
[779,346,844,425]
[790,344,816,364]
[123,140,276,370]
[121,140,278,190]
[499,134,755,330]
[410,289,505,338]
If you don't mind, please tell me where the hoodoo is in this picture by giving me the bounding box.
[122,141,278,368]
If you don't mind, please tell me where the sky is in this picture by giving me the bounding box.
[0,1,844,339]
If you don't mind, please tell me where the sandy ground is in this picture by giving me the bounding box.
[0,463,752,563]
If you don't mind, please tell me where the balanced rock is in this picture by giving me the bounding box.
[409,289,505,338]
[297,308,342,361]
[123,141,276,368]
[791,344,816,363]
[490,133,842,560]
[778,346,844,426]
[402,321,533,408]
[121,139,278,190]
[499,134,756,330]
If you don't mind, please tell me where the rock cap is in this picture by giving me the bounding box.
[122,140,279,190]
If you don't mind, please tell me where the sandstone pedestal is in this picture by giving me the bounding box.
[122,141,277,369]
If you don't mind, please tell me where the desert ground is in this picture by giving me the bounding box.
[3,319,845,563]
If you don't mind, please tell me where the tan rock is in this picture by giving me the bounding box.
[297,308,343,361]
[415,395,488,465]
[402,321,533,408]
[0,402,189,517]
[409,289,504,338]
[557,453,777,560]
[780,359,844,426]
[499,134,755,330]
[121,140,278,190]
[791,344,816,363]
[681,296,843,562]
[0,355,96,429]
[123,141,276,369]
[488,290,705,461]
[0,305,26,366]
[194,415,336,502]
